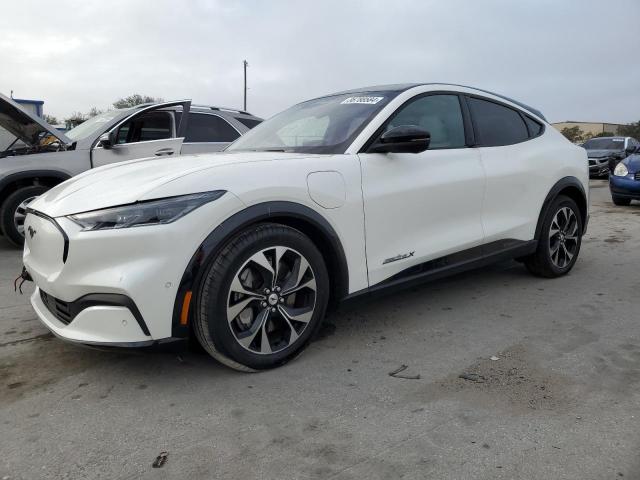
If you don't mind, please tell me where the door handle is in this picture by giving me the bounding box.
[155,148,175,156]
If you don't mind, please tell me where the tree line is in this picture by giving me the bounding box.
[560,122,640,143]
[43,94,163,129]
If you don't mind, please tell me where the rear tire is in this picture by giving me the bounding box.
[194,223,329,371]
[524,195,583,278]
[612,196,631,206]
[0,185,48,248]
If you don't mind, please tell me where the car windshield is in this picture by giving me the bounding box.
[582,138,625,150]
[227,93,396,154]
[65,109,126,141]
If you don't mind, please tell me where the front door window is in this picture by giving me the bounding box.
[116,111,173,144]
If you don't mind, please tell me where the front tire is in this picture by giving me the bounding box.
[194,223,329,371]
[0,185,48,247]
[524,195,583,278]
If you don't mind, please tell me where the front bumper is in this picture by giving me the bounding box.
[610,174,640,199]
[23,193,245,345]
[588,158,609,176]
[32,287,154,346]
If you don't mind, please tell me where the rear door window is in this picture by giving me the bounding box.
[468,97,529,147]
[184,113,240,143]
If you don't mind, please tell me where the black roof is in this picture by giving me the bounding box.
[324,83,547,122]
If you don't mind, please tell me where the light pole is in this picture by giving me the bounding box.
[243,60,248,111]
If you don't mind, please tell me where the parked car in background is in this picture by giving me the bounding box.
[609,147,640,205]
[21,83,589,371]
[582,136,639,178]
[0,93,262,246]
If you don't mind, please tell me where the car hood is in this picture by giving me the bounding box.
[0,92,72,147]
[622,153,640,173]
[586,149,622,159]
[29,151,317,217]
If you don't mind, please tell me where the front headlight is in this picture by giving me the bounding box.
[613,163,629,177]
[68,191,226,231]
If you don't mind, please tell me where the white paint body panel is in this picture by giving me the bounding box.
[307,171,346,209]
[23,214,65,278]
[477,128,588,242]
[24,84,588,346]
[359,148,485,285]
[32,288,149,344]
[92,138,185,167]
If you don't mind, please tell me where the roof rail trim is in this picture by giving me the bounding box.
[190,104,252,115]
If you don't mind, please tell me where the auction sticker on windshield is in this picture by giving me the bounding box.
[341,96,385,105]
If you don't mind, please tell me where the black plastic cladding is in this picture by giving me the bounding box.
[534,176,588,239]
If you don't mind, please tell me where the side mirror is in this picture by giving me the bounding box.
[99,131,117,149]
[368,125,431,154]
[625,145,636,155]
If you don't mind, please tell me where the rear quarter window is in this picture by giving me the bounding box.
[235,117,262,129]
[524,116,543,138]
[468,97,529,147]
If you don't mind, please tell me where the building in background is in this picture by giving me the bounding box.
[552,121,625,136]
[12,98,44,118]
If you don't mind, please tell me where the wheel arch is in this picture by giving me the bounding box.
[534,176,588,241]
[171,201,349,338]
[0,170,71,207]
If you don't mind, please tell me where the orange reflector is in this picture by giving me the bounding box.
[180,291,193,325]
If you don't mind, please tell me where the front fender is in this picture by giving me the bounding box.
[170,200,349,338]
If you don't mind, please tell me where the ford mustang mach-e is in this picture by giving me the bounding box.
[21,84,589,371]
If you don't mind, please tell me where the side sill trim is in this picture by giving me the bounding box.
[343,239,537,302]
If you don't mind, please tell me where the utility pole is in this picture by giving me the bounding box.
[243,60,248,111]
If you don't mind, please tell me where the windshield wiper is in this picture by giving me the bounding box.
[228,147,292,153]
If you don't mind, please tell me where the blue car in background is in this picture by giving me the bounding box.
[610,148,640,205]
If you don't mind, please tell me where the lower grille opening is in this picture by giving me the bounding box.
[37,290,150,337]
[40,290,72,325]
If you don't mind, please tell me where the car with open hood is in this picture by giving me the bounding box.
[20,83,589,371]
[0,93,262,246]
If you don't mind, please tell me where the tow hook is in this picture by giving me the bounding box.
[14,266,33,294]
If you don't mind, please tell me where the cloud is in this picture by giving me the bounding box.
[2,0,639,123]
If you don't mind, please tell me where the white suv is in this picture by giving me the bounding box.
[22,83,589,371]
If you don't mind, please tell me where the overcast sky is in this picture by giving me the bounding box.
[2,0,639,124]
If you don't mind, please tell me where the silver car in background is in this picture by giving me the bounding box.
[0,94,262,246]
